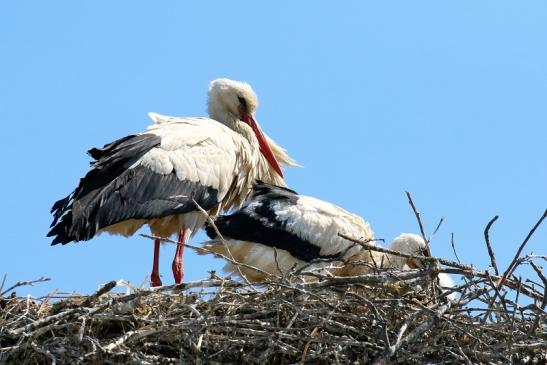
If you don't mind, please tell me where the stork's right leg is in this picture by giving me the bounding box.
[150,238,163,287]
[171,228,187,284]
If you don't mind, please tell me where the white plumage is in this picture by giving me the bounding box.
[389,233,455,297]
[49,79,296,287]
[204,183,455,296]
[203,182,375,281]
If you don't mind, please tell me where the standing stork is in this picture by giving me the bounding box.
[203,182,455,294]
[48,79,297,287]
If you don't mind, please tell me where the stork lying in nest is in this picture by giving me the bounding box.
[203,182,454,293]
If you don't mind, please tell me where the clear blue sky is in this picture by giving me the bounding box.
[1,2,545,296]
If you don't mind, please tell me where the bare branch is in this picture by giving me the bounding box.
[405,191,431,256]
[483,215,500,276]
[498,209,547,290]
[0,277,50,297]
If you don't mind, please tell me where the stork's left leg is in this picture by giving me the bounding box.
[172,228,188,284]
[150,238,163,287]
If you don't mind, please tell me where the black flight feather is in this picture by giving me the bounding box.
[206,181,339,262]
[48,133,219,245]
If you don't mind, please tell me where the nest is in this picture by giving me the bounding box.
[1,210,546,364]
[1,261,545,364]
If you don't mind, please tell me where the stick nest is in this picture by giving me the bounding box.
[1,260,546,365]
[2,209,546,364]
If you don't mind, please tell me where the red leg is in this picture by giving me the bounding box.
[150,238,163,287]
[172,229,186,284]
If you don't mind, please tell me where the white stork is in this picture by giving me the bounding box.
[203,181,376,281]
[48,78,297,287]
[204,182,455,294]
[389,233,455,295]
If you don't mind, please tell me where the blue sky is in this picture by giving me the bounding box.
[1,2,545,296]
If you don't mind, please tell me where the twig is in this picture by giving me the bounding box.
[529,261,547,335]
[0,277,51,297]
[82,281,118,306]
[450,233,464,266]
[498,209,547,290]
[450,233,462,264]
[529,262,547,309]
[405,191,431,256]
[432,217,444,237]
[104,328,163,352]
[483,215,500,276]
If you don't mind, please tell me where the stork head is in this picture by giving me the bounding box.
[390,233,456,298]
[208,78,258,119]
[388,233,429,269]
[208,78,283,178]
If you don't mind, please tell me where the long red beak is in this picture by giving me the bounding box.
[243,115,284,178]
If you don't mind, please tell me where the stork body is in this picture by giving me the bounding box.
[203,182,377,281]
[48,79,296,286]
[204,182,455,295]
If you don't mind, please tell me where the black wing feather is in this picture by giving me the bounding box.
[251,180,298,199]
[48,133,219,245]
[206,183,339,262]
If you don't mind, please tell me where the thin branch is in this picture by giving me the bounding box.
[405,191,431,256]
[432,217,445,237]
[450,233,462,263]
[529,262,547,310]
[0,277,51,297]
[498,209,547,290]
[483,215,500,276]
[82,281,118,306]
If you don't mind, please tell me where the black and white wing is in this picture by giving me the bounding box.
[48,117,253,244]
[204,181,374,280]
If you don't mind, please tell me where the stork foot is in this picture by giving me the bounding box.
[150,272,163,287]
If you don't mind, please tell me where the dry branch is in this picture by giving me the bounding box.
[484,215,500,276]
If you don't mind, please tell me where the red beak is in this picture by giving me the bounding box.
[243,115,284,178]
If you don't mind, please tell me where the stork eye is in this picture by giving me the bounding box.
[238,96,248,113]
